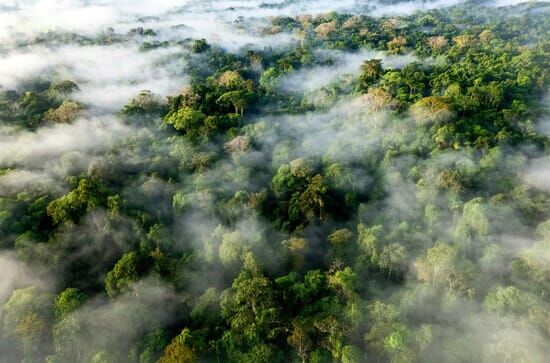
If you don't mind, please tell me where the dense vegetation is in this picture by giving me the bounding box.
[1,1,549,362]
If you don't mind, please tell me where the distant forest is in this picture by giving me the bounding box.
[0,1,549,362]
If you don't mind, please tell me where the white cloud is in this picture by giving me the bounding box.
[0,45,186,110]
[0,253,50,304]
[278,49,418,93]
[523,157,550,192]
[0,117,132,171]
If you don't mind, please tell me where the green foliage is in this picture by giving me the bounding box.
[1,287,54,361]
[359,58,384,90]
[1,2,550,362]
[157,329,198,363]
[220,253,283,362]
[121,90,167,121]
[341,345,362,363]
[104,252,143,298]
[379,243,407,279]
[47,178,108,225]
[0,79,80,128]
[53,288,86,320]
[165,107,205,134]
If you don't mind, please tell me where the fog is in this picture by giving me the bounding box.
[0,253,50,303]
[0,0,548,362]
[0,1,537,44]
[278,49,419,93]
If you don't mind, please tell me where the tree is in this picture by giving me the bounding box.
[387,36,408,54]
[364,301,414,362]
[216,90,248,116]
[52,310,85,362]
[1,286,53,361]
[271,164,298,198]
[17,312,49,350]
[287,322,312,363]
[289,158,315,178]
[329,229,354,248]
[427,36,448,51]
[378,243,407,279]
[483,286,528,316]
[315,21,337,37]
[220,253,282,362]
[217,70,247,90]
[282,237,308,270]
[512,225,550,297]
[128,329,169,363]
[53,288,86,320]
[414,242,474,295]
[104,251,142,298]
[327,267,358,301]
[453,34,474,48]
[49,80,79,94]
[164,107,205,134]
[259,67,280,93]
[455,198,490,243]
[224,136,250,154]
[17,90,57,128]
[144,224,174,275]
[219,230,248,268]
[356,224,383,266]
[121,90,166,117]
[275,269,327,307]
[296,175,328,221]
[353,87,395,115]
[341,345,362,363]
[157,330,198,363]
[359,59,383,88]
[411,96,453,125]
[314,316,347,361]
[383,324,415,363]
[44,100,81,124]
[190,288,220,328]
[191,39,210,53]
[90,350,116,363]
[400,63,427,100]
[47,178,107,224]
[157,342,196,363]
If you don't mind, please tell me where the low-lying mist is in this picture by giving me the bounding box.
[0,0,548,362]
